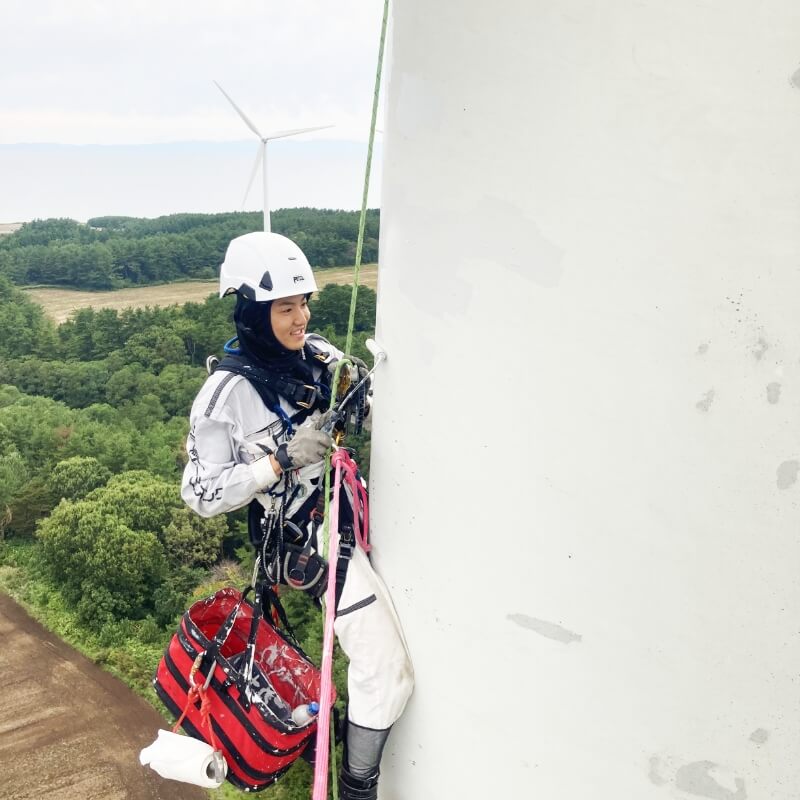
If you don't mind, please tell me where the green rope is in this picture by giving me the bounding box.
[318,2,390,796]
[322,0,389,581]
[344,0,390,357]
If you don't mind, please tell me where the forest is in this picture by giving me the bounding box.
[0,208,380,290]
[0,222,378,798]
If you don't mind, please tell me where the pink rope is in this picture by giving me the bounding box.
[337,449,370,552]
[311,454,343,800]
[311,449,369,799]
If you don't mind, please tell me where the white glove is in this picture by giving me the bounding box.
[275,420,333,470]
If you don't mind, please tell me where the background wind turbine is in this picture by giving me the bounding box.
[213,81,332,232]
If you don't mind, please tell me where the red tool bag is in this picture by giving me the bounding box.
[154,583,330,792]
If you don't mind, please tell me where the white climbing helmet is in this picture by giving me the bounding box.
[219,231,318,302]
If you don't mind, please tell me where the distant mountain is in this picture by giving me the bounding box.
[0,140,382,223]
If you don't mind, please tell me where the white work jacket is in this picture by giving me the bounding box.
[181,335,341,520]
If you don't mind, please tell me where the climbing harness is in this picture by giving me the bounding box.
[251,494,330,602]
[246,442,367,607]
[216,346,331,413]
[214,340,371,443]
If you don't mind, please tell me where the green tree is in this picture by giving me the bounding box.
[5,478,58,538]
[0,385,22,408]
[35,471,184,627]
[180,293,236,363]
[59,415,137,474]
[0,276,57,358]
[122,328,186,371]
[0,394,76,466]
[104,364,160,412]
[0,358,111,408]
[37,499,167,627]
[154,364,206,417]
[47,455,111,502]
[161,507,227,569]
[88,470,182,533]
[58,307,126,360]
[310,284,376,336]
[0,448,28,537]
[124,394,168,429]
[1,209,379,290]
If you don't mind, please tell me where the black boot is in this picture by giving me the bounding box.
[339,766,380,800]
[339,717,390,800]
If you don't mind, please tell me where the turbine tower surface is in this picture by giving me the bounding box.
[369,3,800,798]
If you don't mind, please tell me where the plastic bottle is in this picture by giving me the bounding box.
[291,701,320,726]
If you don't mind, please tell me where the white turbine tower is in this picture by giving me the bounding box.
[213,81,332,232]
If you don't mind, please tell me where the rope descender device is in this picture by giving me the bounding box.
[322,339,387,443]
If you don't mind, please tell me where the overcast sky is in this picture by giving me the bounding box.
[0,1,387,221]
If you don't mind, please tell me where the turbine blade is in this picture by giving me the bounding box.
[265,124,334,141]
[242,144,264,209]
[213,80,264,139]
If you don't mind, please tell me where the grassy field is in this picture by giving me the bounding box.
[25,264,378,324]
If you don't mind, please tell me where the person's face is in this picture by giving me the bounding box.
[270,294,311,350]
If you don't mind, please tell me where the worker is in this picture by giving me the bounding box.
[181,231,413,800]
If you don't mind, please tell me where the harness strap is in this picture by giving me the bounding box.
[334,526,354,611]
[215,355,326,412]
[310,468,359,609]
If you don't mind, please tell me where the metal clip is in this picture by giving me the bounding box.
[209,750,227,783]
[189,652,205,686]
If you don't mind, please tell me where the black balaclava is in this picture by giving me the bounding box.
[233,294,316,384]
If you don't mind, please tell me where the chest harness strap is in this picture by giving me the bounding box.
[214,353,331,416]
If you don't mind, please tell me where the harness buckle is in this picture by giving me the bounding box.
[338,526,355,561]
[296,384,317,409]
[287,550,311,587]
